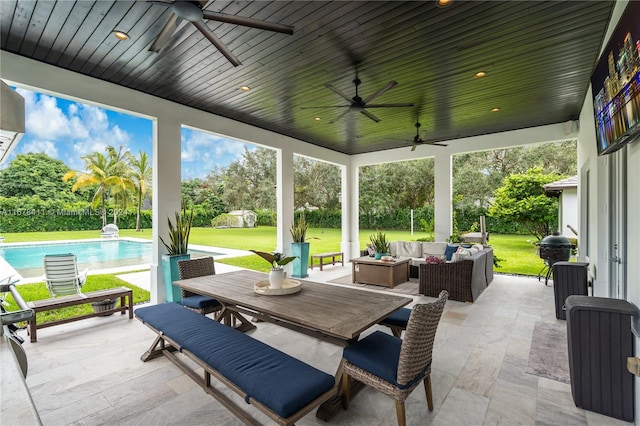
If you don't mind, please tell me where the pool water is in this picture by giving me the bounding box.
[0,240,219,278]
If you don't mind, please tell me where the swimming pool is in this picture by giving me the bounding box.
[0,240,221,278]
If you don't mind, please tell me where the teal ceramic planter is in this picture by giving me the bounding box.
[291,242,310,278]
[161,253,190,303]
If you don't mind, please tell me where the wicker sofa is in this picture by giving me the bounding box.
[419,247,493,302]
[380,241,493,302]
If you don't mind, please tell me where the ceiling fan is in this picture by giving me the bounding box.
[408,122,448,151]
[301,75,414,124]
[149,1,294,67]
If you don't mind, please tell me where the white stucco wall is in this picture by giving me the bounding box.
[560,188,578,239]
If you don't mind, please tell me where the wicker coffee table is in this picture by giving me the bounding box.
[351,256,411,288]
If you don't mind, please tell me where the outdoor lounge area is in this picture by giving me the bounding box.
[1,0,640,424]
[13,266,631,425]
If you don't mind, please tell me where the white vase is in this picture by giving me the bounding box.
[269,269,286,289]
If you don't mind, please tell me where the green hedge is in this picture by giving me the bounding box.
[0,195,526,235]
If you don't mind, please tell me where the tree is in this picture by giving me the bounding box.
[128,150,152,231]
[453,140,577,210]
[293,157,341,210]
[63,145,134,227]
[219,147,276,210]
[0,153,77,201]
[359,159,434,214]
[487,168,564,240]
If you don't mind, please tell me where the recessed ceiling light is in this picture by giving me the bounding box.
[314,117,322,121]
[113,31,129,41]
[437,0,453,7]
[491,107,500,112]
[240,86,251,92]
[475,71,486,78]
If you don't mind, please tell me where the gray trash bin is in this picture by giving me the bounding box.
[566,295,637,422]
[552,261,588,320]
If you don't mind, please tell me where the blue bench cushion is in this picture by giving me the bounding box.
[379,308,411,328]
[181,295,221,310]
[135,303,335,419]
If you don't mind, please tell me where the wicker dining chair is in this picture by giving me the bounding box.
[176,257,222,317]
[341,290,448,426]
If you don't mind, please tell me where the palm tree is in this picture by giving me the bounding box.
[128,150,152,231]
[63,145,134,227]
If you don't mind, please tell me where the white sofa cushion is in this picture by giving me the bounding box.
[421,242,447,257]
[394,241,423,258]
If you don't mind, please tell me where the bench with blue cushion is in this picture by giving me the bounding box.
[135,303,337,425]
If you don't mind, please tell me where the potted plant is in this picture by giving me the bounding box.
[369,230,390,260]
[160,200,194,302]
[250,250,297,289]
[290,213,311,278]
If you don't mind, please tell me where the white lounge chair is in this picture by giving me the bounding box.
[43,254,88,297]
[100,224,119,238]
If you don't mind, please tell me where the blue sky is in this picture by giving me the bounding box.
[7,87,254,179]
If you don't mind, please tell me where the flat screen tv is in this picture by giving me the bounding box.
[590,1,640,156]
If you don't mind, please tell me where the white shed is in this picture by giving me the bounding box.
[544,176,578,238]
[228,210,257,228]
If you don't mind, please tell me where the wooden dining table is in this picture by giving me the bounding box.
[173,269,412,346]
[173,269,413,420]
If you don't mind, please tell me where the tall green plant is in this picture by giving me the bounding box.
[369,230,390,253]
[290,213,309,242]
[160,200,194,255]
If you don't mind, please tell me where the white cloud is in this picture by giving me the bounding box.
[18,139,58,158]
[21,92,73,139]
[15,89,133,171]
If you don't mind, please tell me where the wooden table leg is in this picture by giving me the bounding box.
[217,307,256,333]
[316,359,365,421]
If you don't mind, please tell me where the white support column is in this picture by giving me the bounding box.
[341,160,360,258]
[151,117,182,304]
[276,148,295,265]
[434,152,453,242]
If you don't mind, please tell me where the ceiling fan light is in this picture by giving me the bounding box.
[113,31,129,41]
[437,0,453,7]
[475,71,486,78]
[491,107,500,112]
[314,117,322,121]
[240,86,251,92]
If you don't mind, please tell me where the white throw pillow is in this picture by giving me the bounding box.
[451,249,471,262]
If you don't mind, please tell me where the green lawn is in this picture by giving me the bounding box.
[1,227,544,276]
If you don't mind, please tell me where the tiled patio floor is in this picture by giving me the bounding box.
[19,266,632,425]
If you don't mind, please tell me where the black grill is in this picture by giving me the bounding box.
[538,232,573,285]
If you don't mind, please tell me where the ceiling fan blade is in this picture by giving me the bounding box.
[364,103,415,108]
[411,144,417,152]
[325,84,354,103]
[363,81,398,104]
[202,11,294,34]
[300,105,350,109]
[193,20,242,67]
[149,14,179,52]
[429,142,449,147]
[360,109,381,123]
[329,109,351,124]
